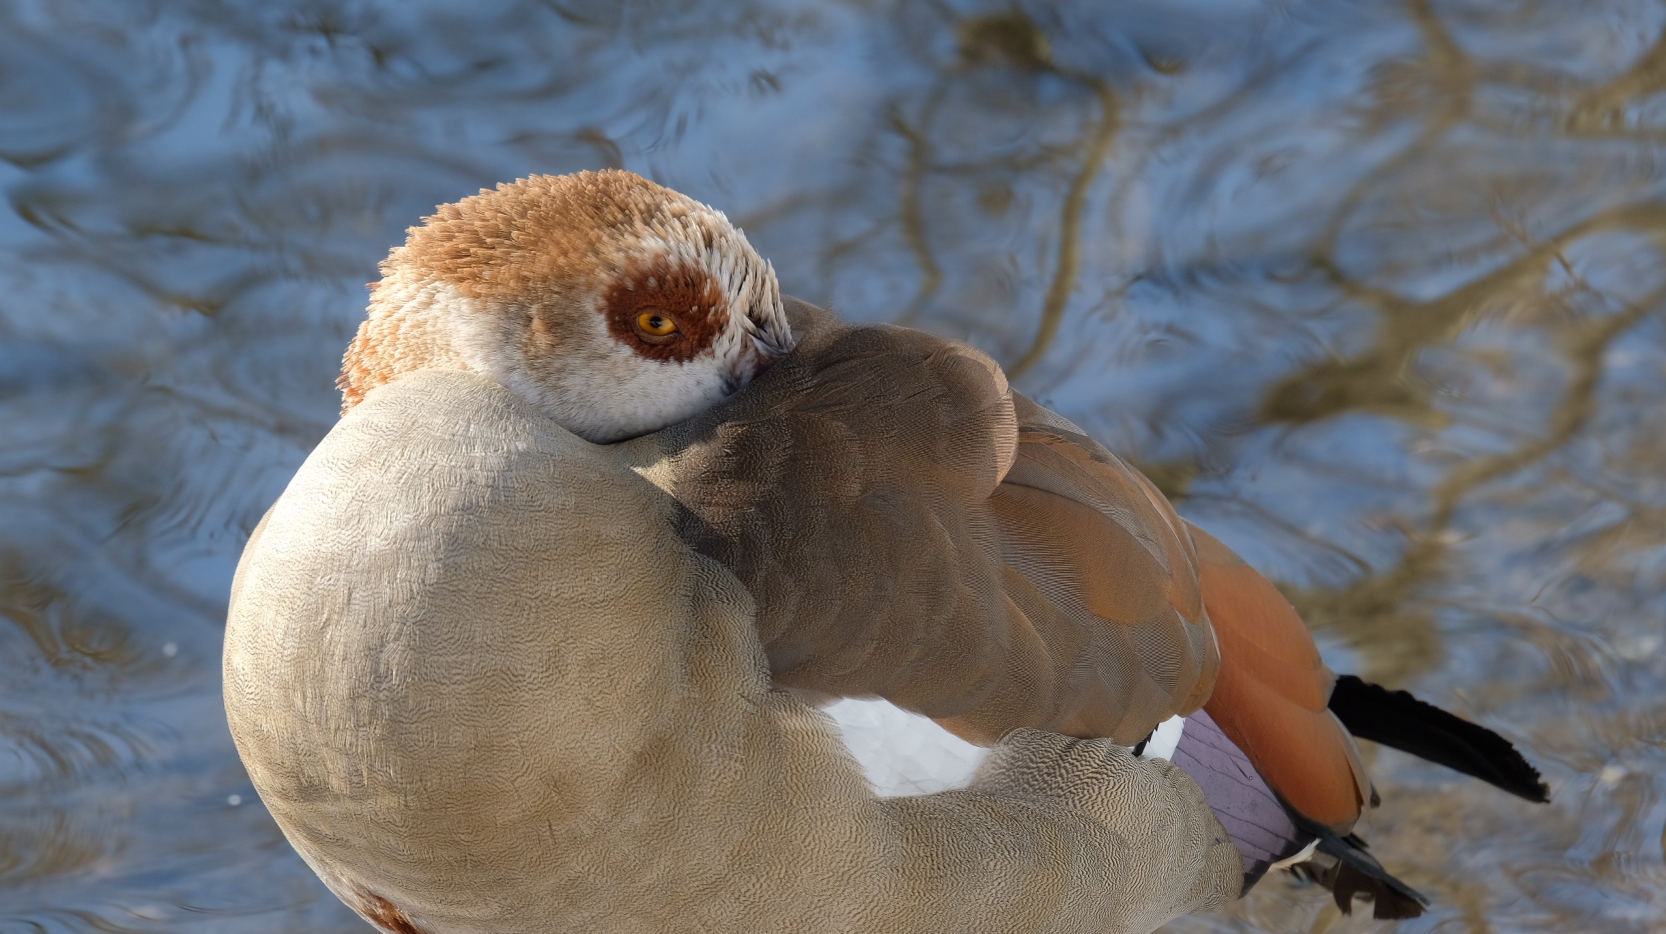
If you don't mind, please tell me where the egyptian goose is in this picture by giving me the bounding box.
[226,170,1544,933]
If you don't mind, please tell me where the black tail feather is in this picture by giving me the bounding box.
[1329,674,1549,803]
[1291,832,1428,920]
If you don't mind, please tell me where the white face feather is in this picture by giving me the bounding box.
[341,171,796,442]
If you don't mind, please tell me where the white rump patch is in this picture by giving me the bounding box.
[1139,714,1186,761]
[824,698,989,797]
[828,702,1192,796]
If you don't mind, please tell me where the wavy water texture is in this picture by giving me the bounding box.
[2,0,1664,931]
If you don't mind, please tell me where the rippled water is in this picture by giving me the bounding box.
[3,0,1664,931]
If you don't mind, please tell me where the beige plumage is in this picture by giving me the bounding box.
[227,170,1545,932]
[225,368,1240,934]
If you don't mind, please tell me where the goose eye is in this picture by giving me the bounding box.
[634,312,680,342]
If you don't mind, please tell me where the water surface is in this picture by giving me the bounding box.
[3,1,1664,931]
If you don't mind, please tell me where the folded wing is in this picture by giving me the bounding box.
[653,303,1219,747]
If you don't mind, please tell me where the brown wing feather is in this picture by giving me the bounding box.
[1187,523,1371,832]
[653,301,1217,745]
[659,299,1371,832]
[654,301,1027,726]
[977,395,1219,743]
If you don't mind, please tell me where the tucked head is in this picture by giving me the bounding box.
[339,170,795,442]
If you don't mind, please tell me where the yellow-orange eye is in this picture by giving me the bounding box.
[635,312,680,340]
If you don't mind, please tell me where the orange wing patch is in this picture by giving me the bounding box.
[1188,523,1371,832]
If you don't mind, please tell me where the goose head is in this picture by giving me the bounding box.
[339,170,795,443]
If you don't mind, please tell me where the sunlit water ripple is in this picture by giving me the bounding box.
[3,0,1664,931]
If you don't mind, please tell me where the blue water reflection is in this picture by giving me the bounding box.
[3,0,1664,930]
